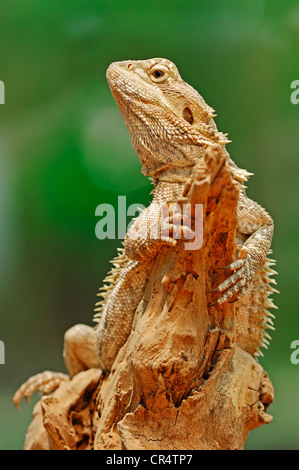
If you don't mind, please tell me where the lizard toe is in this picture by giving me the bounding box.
[13,371,70,409]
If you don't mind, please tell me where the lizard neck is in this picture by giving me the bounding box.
[153,166,194,184]
[151,168,191,202]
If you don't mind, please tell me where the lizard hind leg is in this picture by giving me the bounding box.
[13,371,70,409]
[13,324,102,409]
[63,323,103,376]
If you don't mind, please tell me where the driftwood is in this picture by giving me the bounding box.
[23,145,273,450]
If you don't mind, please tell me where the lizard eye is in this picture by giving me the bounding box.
[149,65,170,83]
[154,70,163,78]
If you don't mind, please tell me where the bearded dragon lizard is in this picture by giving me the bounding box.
[13,58,277,407]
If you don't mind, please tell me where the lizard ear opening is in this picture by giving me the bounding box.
[182,107,193,124]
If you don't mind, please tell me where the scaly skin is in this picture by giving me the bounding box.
[13,58,277,407]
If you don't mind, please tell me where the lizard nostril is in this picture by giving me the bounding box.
[128,63,133,70]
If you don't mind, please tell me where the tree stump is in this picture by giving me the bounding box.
[23,145,274,450]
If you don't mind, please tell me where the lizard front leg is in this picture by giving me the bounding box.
[124,199,194,261]
[208,191,274,304]
[124,202,172,261]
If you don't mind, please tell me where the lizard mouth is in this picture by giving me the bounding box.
[106,62,139,96]
[106,61,165,110]
[106,62,121,85]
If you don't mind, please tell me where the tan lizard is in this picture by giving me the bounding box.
[13,58,277,407]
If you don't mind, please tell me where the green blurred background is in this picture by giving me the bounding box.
[0,0,298,450]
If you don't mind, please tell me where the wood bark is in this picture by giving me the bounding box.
[23,145,274,450]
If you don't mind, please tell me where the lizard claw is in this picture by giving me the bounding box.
[161,236,177,247]
[206,287,220,294]
[161,208,195,244]
[13,371,70,409]
[217,259,246,271]
[207,257,253,305]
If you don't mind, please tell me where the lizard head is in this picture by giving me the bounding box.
[107,58,229,177]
